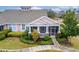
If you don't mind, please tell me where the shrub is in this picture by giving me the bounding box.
[56,33,64,38]
[3,29,11,33]
[0,29,11,40]
[7,32,23,37]
[22,30,29,36]
[20,30,33,44]
[32,29,39,42]
[56,33,66,43]
[21,34,33,40]
[21,35,33,44]
[44,35,51,41]
[0,29,11,34]
[0,32,5,40]
[20,38,34,44]
[0,34,6,40]
[56,38,65,43]
[3,29,11,37]
[22,30,33,40]
[28,34,33,40]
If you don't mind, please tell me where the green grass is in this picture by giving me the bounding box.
[0,37,37,49]
[0,37,53,49]
[37,50,63,52]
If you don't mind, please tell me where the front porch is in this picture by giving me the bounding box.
[27,16,60,36]
[28,25,59,36]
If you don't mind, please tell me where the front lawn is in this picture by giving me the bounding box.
[0,37,53,49]
[37,50,63,52]
[0,37,38,49]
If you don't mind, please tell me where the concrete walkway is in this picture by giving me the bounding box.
[51,36,60,47]
[0,45,61,52]
[0,45,79,52]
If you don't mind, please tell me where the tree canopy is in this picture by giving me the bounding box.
[61,9,79,39]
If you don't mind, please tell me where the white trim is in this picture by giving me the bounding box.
[29,16,59,25]
[29,24,59,26]
[30,19,47,25]
[37,26,40,33]
[29,26,31,33]
[43,16,59,24]
[46,26,49,34]
[58,25,61,33]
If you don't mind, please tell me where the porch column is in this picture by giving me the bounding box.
[37,26,40,33]
[29,26,31,33]
[58,26,60,33]
[46,26,49,34]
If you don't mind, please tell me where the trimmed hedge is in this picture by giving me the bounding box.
[7,32,24,37]
[20,38,34,44]
[20,33,34,44]
[0,34,6,40]
[3,29,11,37]
[0,29,11,40]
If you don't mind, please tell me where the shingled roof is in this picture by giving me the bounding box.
[0,10,47,24]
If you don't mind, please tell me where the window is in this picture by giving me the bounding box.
[0,25,4,31]
[8,24,17,31]
[8,24,12,30]
[22,24,25,30]
[31,27,37,32]
[12,24,16,31]
[40,27,46,33]
[26,27,29,31]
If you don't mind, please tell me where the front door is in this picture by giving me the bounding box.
[49,26,54,36]
[49,26,59,36]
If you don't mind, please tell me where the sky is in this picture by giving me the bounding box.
[0,6,79,11]
[0,6,20,11]
[0,6,56,10]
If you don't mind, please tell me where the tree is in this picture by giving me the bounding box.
[61,9,79,41]
[47,10,56,18]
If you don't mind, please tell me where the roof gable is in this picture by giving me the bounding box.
[29,16,59,25]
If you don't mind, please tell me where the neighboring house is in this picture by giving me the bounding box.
[0,10,60,36]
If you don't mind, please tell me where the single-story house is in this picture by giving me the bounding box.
[0,10,60,36]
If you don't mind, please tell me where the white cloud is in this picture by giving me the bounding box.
[51,8,62,12]
[31,7,42,10]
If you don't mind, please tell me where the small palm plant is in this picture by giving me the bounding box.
[32,29,39,42]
